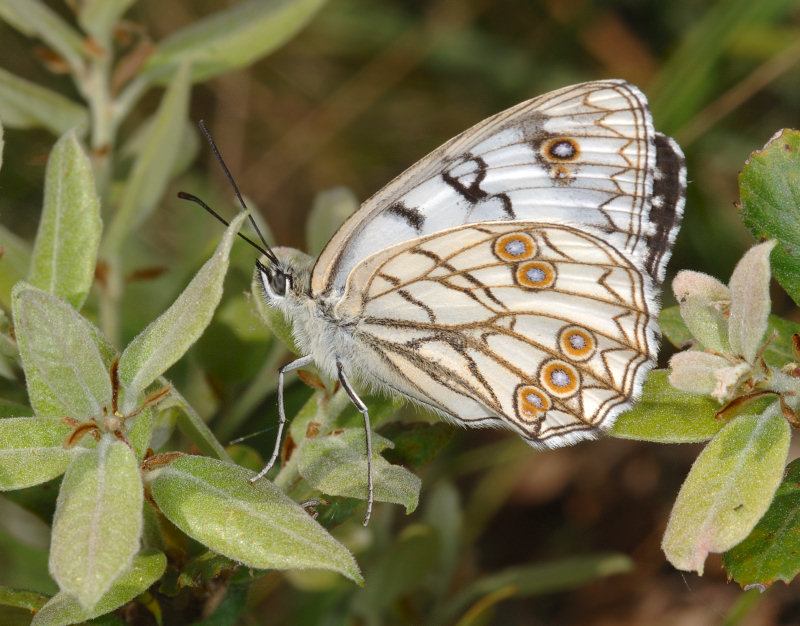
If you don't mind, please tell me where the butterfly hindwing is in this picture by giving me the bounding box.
[334,221,657,445]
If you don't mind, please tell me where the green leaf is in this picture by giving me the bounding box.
[380,422,455,469]
[147,455,362,583]
[12,284,111,419]
[0,0,86,71]
[728,241,775,363]
[723,457,800,586]
[102,63,191,255]
[167,386,231,462]
[32,550,166,626]
[0,417,80,489]
[117,211,248,413]
[306,186,358,257]
[739,129,800,305]
[610,370,724,443]
[77,0,136,44]
[438,553,633,624]
[662,413,790,574]
[298,428,421,513]
[29,129,101,310]
[0,223,32,311]
[662,307,800,368]
[49,436,144,609]
[0,68,88,136]
[144,0,327,83]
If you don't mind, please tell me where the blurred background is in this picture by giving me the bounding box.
[1,0,800,624]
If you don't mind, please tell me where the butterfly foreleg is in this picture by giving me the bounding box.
[250,354,314,484]
[337,361,374,527]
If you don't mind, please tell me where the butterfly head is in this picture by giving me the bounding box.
[255,248,314,309]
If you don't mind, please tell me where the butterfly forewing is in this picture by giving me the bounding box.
[312,80,672,298]
[334,222,657,445]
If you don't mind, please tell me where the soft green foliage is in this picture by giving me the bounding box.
[723,458,800,586]
[0,68,87,135]
[29,129,101,310]
[32,551,166,625]
[147,455,363,583]
[0,417,79,489]
[661,414,790,574]
[143,0,328,83]
[49,436,144,608]
[740,129,800,305]
[117,210,248,412]
[299,428,421,512]
[610,370,723,443]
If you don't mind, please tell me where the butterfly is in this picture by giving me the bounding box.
[232,79,685,525]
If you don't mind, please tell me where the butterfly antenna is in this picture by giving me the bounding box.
[197,120,279,266]
[177,191,271,257]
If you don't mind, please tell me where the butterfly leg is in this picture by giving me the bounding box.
[337,361,374,526]
[250,354,314,483]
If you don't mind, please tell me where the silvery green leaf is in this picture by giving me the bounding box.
[0,417,81,489]
[306,186,359,257]
[117,211,249,413]
[102,63,190,255]
[0,0,85,70]
[299,428,421,513]
[728,240,776,363]
[29,129,101,310]
[662,413,790,574]
[32,550,165,625]
[0,222,32,311]
[143,0,327,83]
[147,455,362,583]
[672,270,730,302]
[668,351,731,397]
[118,115,199,181]
[12,283,111,419]
[49,436,144,608]
[77,0,136,44]
[0,68,88,136]
[160,385,231,462]
[678,295,730,354]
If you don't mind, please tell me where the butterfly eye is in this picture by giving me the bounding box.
[269,269,288,297]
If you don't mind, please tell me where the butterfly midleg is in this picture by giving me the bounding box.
[337,361,374,527]
[250,354,314,483]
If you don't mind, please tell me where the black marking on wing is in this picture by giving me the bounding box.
[645,134,685,282]
[398,289,436,323]
[442,154,488,203]
[386,201,425,233]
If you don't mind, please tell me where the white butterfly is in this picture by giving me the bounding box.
[246,79,685,524]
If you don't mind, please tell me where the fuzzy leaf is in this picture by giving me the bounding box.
[12,284,111,419]
[739,129,800,305]
[0,231,31,316]
[0,68,87,135]
[77,0,136,43]
[723,457,800,586]
[117,211,248,413]
[678,295,730,354]
[49,436,143,608]
[102,63,191,255]
[148,455,362,583]
[728,241,775,363]
[32,550,165,626]
[0,417,80,489]
[668,351,732,397]
[673,270,730,302]
[662,413,790,574]
[610,369,723,442]
[144,0,327,83]
[29,129,101,310]
[0,0,85,70]
[299,428,421,513]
